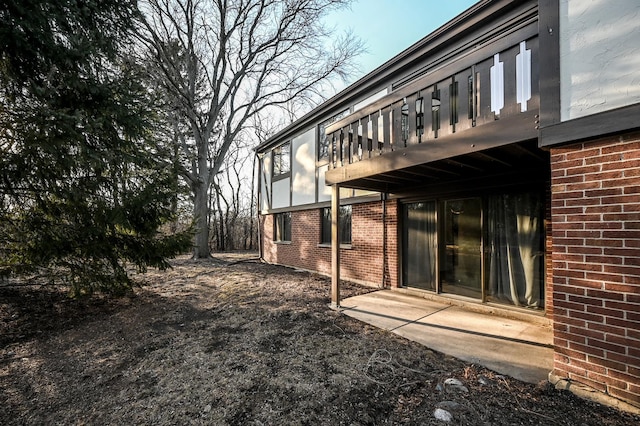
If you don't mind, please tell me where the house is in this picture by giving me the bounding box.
[255,0,640,409]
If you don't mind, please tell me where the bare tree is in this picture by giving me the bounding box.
[138,0,363,258]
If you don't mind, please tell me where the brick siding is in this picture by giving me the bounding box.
[551,132,640,406]
[261,200,399,288]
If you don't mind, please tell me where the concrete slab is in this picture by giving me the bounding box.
[340,290,553,384]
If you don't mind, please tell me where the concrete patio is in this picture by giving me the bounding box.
[339,290,553,384]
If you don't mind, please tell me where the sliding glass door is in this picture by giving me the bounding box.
[441,198,483,298]
[402,192,544,309]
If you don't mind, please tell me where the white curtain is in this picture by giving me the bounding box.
[404,202,437,290]
[487,193,544,308]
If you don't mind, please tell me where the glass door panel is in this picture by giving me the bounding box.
[403,201,437,290]
[441,198,482,298]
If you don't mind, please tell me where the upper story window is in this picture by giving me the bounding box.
[272,142,290,176]
[318,109,350,161]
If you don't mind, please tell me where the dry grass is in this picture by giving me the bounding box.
[1,253,638,425]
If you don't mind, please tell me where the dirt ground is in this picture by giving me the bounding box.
[1,253,639,425]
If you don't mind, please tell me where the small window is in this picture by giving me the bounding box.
[273,142,290,176]
[321,206,352,244]
[274,212,291,242]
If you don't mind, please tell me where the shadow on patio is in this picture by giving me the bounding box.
[338,290,553,384]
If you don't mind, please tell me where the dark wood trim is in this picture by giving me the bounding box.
[539,103,640,147]
[326,110,539,186]
[538,0,560,128]
[391,168,548,201]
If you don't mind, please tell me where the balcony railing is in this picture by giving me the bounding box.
[326,34,540,170]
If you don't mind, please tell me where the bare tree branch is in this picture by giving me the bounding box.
[139,0,364,257]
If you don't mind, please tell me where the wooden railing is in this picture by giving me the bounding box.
[326,35,540,170]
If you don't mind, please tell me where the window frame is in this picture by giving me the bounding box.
[272,141,291,179]
[320,205,352,245]
[318,109,350,162]
[273,212,292,243]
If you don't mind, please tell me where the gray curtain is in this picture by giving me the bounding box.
[404,202,437,290]
[487,193,544,308]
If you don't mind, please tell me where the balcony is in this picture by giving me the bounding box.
[325,30,544,194]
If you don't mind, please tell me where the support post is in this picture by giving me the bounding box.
[331,184,341,308]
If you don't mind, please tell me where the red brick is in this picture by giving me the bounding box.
[623,185,640,194]
[585,238,623,248]
[585,304,625,318]
[604,282,638,293]
[602,195,640,205]
[608,387,640,405]
[606,334,639,350]
[584,152,621,164]
[567,147,600,160]
[556,330,586,344]
[588,222,623,231]
[554,299,586,312]
[584,188,621,198]
[587,321,627,338]
[606,299,640,311]
[589,338,626,355]
[607,317,640,331]
[586,371,629,391]
[553,314,586,329]
[585,256,622,265]
[585,272,622,284]
[570,310,605,324]
[568,294,602,306]
[565,198,600,207]
[568,165,602,176]
[554,284,586,296]
[607,351,640,367]
[602,140,640,154]
[570,375,608,393]
[604,247,640,257]
[628,328,640,341]
[568,277,606,289]
[586,289,624,300]
[602,213,640,222]
[568,326,604,341]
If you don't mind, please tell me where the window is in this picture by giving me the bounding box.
[318,109,350,160]
[320,206,352,244]
[272,142,290,176]
[274,212,291,242]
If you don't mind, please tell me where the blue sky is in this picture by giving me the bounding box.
[326,0,478,80]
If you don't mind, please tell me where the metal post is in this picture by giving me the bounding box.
[331,184,341,308]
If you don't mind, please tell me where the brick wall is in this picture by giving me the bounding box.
[261,199,399,288]
[550,132,640,406]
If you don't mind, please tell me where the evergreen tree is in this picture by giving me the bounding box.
[0,0,191,296]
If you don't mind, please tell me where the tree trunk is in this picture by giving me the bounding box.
[193,180,210,258]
